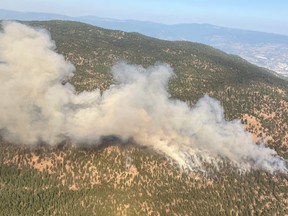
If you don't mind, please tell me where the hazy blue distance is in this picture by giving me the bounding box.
[0,0,287,35]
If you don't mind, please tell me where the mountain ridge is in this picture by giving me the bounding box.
[0,20,287,215]
[1,8,288,77]
[1,9,288,37]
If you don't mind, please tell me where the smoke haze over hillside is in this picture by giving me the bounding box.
[0,22,287,173]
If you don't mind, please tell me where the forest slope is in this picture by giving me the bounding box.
[26,20,288,155]
[0,20,287,215]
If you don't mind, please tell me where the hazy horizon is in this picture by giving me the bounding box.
[0,0,287,35]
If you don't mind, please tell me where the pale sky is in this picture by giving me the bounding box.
[1,0,287,35]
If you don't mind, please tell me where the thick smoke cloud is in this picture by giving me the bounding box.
[0,22,287,173]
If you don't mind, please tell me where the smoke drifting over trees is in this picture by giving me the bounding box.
[0,22,287,173]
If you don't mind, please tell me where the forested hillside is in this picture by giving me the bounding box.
[0,20,287,215]
[26,21,287,155]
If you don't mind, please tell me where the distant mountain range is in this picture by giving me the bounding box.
[1,9,288,77]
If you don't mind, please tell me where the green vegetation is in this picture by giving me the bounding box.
[0,20,287,215]
[25,20,287,154]
[0,142,287,215]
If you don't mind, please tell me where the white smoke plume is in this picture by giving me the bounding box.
[0,22,287,173]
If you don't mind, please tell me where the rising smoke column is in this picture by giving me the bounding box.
[0,21,75,144]
[0,22,287,173]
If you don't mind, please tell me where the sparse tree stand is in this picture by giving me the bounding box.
[0,20,287,215]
